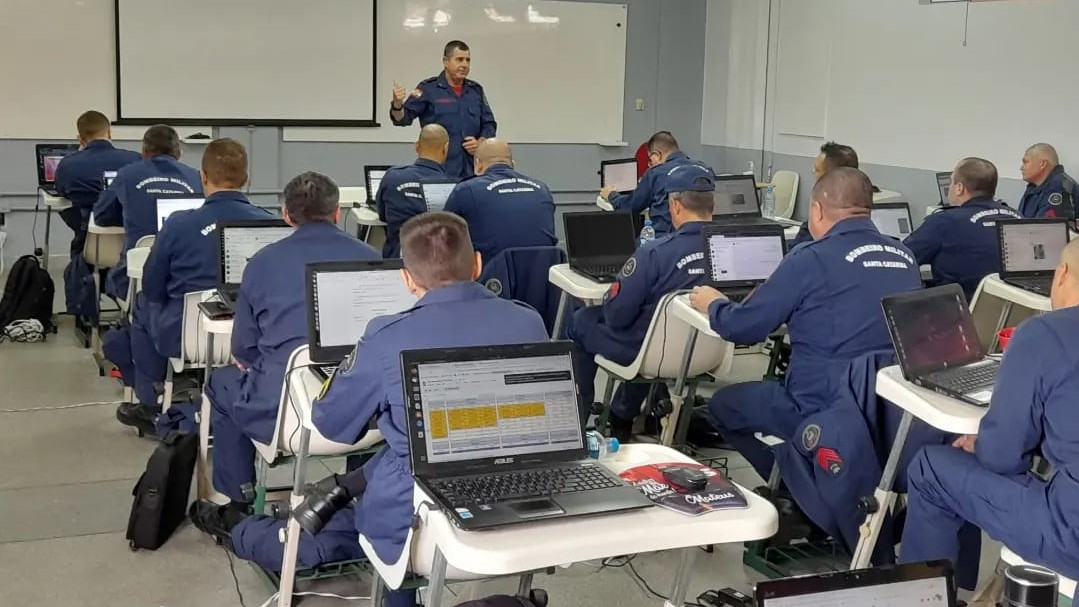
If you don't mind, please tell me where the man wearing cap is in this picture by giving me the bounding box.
[566,164,716,440]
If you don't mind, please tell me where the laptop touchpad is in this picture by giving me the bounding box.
[510,499,564,518]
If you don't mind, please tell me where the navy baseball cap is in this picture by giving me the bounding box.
[665,164,715,195]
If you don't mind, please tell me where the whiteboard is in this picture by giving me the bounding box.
[284,0,628,144]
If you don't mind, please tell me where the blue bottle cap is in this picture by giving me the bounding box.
[607,438,620,453]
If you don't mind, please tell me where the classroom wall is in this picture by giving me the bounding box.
[0,0,708,261]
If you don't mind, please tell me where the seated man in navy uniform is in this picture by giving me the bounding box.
[690,168,923,478]
[901,238,1079,587]
[1018,143,1078,221]
[308,212,549,606]
[105,139,273,435]
[600,131,711,236]
[567,164,715,440]
[93,124,203,299]
[54,110,141,257]
[377,124,449,258]
[790,141,884,247]
[189,171,380,532]
[444,138,557,263]
[389,40,497,179]
[904,157,1021,300]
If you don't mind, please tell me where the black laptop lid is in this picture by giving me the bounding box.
[562,211,637,265]
[871,202,913,240]
[882,284,986,378]
[600,158,638,194]
[305,259,413,364]
[712,174,761,219]
[35,144,79,190]
[702,223,787,290]
[756,561,956,607]
[216,220,292,288]
[402,342,587,478]
[364,165,392,201]
[997,218,1070,279]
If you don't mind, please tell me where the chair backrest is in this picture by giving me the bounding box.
[338,186,367,206]
[771,170,800,219]
[133,234,156,250]
[178,290,231,366]
[631,292,735,380]
[83,232,124,268]
[479,246,567,337]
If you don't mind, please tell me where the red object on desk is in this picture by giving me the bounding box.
[998,327,1016,350]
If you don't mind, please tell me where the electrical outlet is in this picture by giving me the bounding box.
[635,98,645,111]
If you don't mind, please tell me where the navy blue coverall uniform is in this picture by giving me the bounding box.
[901,307,1079,584]
[903,197,1021,300]
[102,192,271,408]
[607,151,710,236]
[444,164,557,263]
[92,154,203,298]
[376,158,446,258]
[1019,165,1079,221]
[706,217,923,477]
[390,73,497,179]
[54,140,141,256]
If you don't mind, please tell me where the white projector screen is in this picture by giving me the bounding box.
[115,0,376,126]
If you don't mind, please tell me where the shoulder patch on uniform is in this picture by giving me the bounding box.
[621,257,637,278]
[816,447,844,477]
[603,282,621,303]
[1049,193,1063,206]
[484,278,503,297]
[801,424,821,451]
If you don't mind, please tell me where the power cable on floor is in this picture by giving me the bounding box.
[0,400,121,413]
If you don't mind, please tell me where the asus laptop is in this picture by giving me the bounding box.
[882,284,999,406]
[871,202,914,240]
[156,198,205,230]
[402,341,653,530]
[215,220,293,308]
[364,165,392,205]
[756,561,956,607]
[997,218,1069,297]
[305,259,415,380]
[421,179,459,212]
[563,211,638,283]
[35,144,79,196]
[600,158,638,195]
[702,223,787,303]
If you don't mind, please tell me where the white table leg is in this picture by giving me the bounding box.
[517,573,534,596]
[664,546,699,607]
[43,207,53,271]
[989,301,1013,353]
[196,331,215,500]
[426,547,448,607]
[850,409,913,569]
[551,291,569,340]
[277,424,312,607]
[661,330,698,447]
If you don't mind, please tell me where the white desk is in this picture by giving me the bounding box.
[970,274,1051,352]
[126,247,150,280]
[404,443,779,607]
[595,195,615,212]
[349,206,387,248]
[195,312,234,501]
[548,264,611,339]
[850,365,987,569]
[40,192,72,270]
[337,186,367,209]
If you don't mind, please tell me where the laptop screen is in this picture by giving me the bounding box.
[713,175,760,217]
[422,181,457,212]
[882,285,985,377]
[757,562,955,607]
[705,230,786,287]
[156,198,205,230]
[563,211,637,262]
[103,170,118,188]
[36,144,79,188]
[1000,220,1069,275]
[365,165,391,200]
[872,204,913,240]
[219,224,294,285]
[936,172,952,205]
[307,260,414,362]
[601,158,638,193]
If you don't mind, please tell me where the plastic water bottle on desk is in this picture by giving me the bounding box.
[762,185,776,219]
[586,430,620,460]
[639,219,655,247]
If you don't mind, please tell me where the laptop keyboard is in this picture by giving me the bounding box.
[579,265,621,280]
[926,363,998,395]
[1007,277,1052,296]
[429,465,620,508]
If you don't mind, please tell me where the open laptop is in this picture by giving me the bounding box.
[305,259,415,379]
[103,170,118,189]
[35,144,79,196]
[563,211,637,283]
[216,219,293,307]
[756,561,956,607]
[402,342,653,531]
[936,171,952,206]
[711,174,796,226]
[421,179,458,212]
[703,223,786,302]
[997,218,1069,297]
[364,165,392,205]
[600,158,638,195]
[882,284,999,406]
[871,202,914,240]
[156,198,205,230]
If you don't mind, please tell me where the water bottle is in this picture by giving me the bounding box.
[586,430,621,460]
[639,219,655,247]
[746,160,756,178]
[762,185,776,219]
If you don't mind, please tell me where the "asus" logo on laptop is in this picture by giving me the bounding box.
[493,457,514,465]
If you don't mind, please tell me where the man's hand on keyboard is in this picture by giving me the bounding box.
[690,286,725,314]
[952,434,977,454]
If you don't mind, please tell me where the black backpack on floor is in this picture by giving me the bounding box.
[455,591,548,607]
[0,255,55,333]
[126,431,199,551]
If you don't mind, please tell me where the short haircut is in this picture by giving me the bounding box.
[444,40,470,58]
[201,138,248,189]
[76,111,111,139]
[811,167,873,213]
[819,141,860,172]
[1026,143,1060,166]
[282,172,339,224]
[953,157,998,198]
[142,125,181,158]
[648,131,679,154]
[400,212,475,289]
[672,188,715,216]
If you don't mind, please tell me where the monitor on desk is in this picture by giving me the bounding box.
[156,198,205,230]
[217,220,293,286]
[712,175,761,219]
[703,224,787,289]
[305,259,415,363]
[35,144,80,192]
[756,561,956,607]
[600,158,638,195]
[364,165,392,203]
[421,179,458,212]
[871,202,913,240]
[935,172,952,206]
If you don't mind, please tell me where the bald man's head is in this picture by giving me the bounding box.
[1021,143,1060,186]
[1051,238,1079,310]
[416,124,450,165]
[807,167,873,240]
[474,138,512,175]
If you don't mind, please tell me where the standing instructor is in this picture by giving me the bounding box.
[390,40,497,179]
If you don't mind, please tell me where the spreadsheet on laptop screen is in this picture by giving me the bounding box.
[1001,223,1067,273]
[707,234,785,283]
[417,354,583,464]
[763,576,950,607]
[220,226,294,284]
[312,269,414,349]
